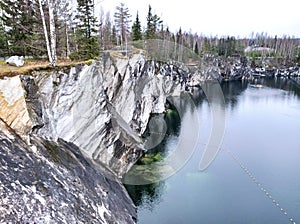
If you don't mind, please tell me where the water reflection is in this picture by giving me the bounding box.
[126,77,300,224]
[124,100,181,207]
[244,77,300,96]
[125,182,165,208]
[221,81,248,109]
[265,77,300,97]
[123,97,181,185]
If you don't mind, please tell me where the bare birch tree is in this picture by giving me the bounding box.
[38,0,57,66]
[38,0,51,63]
[48,0,57,66]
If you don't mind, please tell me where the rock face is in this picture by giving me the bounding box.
[202,55,300,80]
[28,54,196,177]
[0,119,136,224]
[0,76,33,136]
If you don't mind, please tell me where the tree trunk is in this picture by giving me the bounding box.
[38,0,52,64]
[48,0,57,66]
[65,21,70,57]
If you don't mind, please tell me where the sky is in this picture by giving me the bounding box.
[96,0,300,38]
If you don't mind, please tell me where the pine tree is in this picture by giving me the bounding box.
[114,3,131,47]
[145,5,162,40]
[111,25,117,45]
[145,5,154,39]
[74,0,99,60]
[194,42,199,55]
[131,12,142,41]
[176,27,183,44]
[0,6,6,56]
[0,18,8,57]
[165,27,171,42]
[158,24,164,40]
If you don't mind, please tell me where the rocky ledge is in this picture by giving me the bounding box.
[202,55,300,81]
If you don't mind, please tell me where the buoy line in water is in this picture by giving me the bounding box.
[227,150,297,224]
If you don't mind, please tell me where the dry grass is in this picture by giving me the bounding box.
[0,59,94,78]
[109,51,128,60]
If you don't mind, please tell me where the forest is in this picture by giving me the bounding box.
[0,0,300,66]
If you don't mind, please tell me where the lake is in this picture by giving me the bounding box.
[126,77,300,224]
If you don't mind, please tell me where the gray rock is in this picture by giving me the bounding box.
[0,120,136,224]
[5,56,25,67]
[28,54,194,177]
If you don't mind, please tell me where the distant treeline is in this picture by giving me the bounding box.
[0,0,299,64]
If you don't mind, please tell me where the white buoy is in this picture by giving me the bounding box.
[227,149,296,224]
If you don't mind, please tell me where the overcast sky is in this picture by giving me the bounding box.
[96,0,300,38]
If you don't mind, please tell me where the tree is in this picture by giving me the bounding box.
[165,27,171,42]
[111,25,117,45]
[114,3,131,47]
[145,5,162,39]
[131,12,142,41]
[176,27,183,44]
[218,37,235,57]
[55,0,74,57]
[0,0,39,56]
[194,42,199,55]
[176,27,184,61]
[99,11,113,50]
[98,7,105,50]
[74,0,99,60]
[0,19,8,57]
[103,12,113,50]
[38,0,57,66]
[48,0,57,66]
[38,0,51,63]
[0,5,7,57]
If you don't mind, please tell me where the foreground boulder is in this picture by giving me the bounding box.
[0,119,136,223]
[5,56,25,67]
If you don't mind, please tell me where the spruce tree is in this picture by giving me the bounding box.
[194,42,199,55]
[131,12,142,41]
[0,0,39,56]
[0,19,8,57]
[176,27,183,44]
[111,25,117,46]
[74,0,99,60]
[145,5,154,39]
[145,5,162,40]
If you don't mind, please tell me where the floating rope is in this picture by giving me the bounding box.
[227,150,297,224]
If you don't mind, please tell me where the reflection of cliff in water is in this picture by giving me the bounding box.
[253,77,300,97]
[192,77,300,112]
[190,81,248,110]
[221,81,248,109]
[126,77,300,222]
[125,182,165,208]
